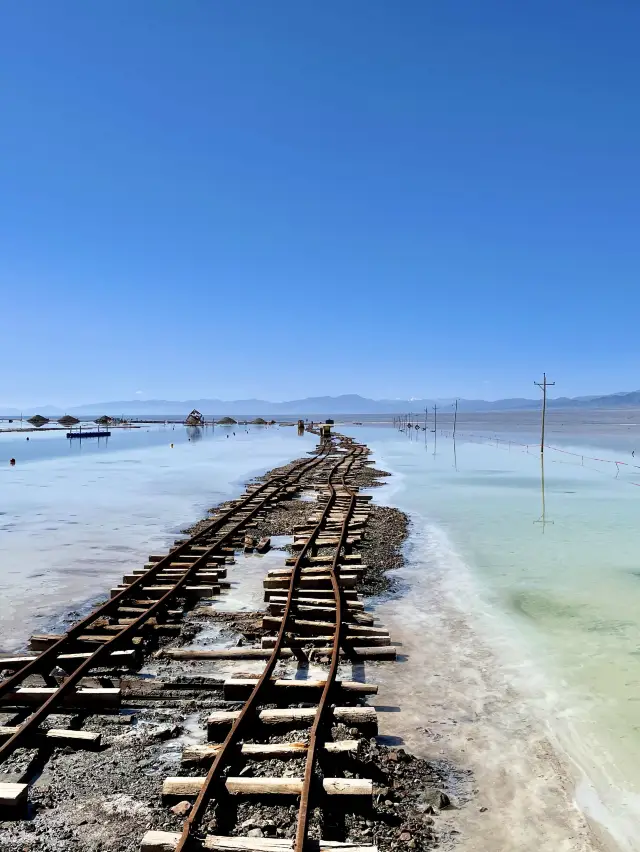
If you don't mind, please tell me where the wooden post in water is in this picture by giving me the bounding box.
[452,398,458,440]
[433,404,437,455]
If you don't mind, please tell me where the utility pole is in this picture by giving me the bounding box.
[452,399,458,440]
[534,373,555,454]
[433,404,437,456]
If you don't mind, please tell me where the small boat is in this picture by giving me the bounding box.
[67,426,111,439]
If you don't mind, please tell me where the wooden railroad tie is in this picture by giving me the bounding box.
[261,618,389,639]
[0,687,120,709]
[222,677,377,700]
[285,554,362,566]
[110,585,219,599]
[141,832,377,852]
[263,588,358,601]
[161,645,396,661]
[182,739,359,765]
[162,775,372,799]
[266,605,374,625]
[29,634,145,652]
[263,575,358,590]
[266,566,363,578]
[266,594,364,610]
[291,538,360,550]
[207,706,377,737]
[0,648,137,670]
[0,782,28,811]
[261,635,391,648]
[0,726,100,750]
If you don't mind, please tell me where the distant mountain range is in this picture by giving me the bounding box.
[4,390,640,417]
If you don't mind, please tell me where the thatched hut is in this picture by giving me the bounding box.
[217,416,237,425]
[95,416,113,425]
[250,417,267,425]
[58,415,80,427]
[27,414,49,427]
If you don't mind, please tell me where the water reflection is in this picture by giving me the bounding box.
[534,452,553,532]
[186,426,203,442]
[0,425,316,651]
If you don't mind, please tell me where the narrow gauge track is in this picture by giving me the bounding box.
[0,439,334,808]
[149,440,379,852]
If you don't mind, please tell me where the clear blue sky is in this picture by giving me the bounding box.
[2,1,640,407]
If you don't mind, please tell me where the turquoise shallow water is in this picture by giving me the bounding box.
[0,423,314,652]
[344,424,640,849]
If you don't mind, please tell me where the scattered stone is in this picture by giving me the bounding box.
[170,801,192,817]
[436,791,451,809]
[247,828,264,838]
[149,723,181,742]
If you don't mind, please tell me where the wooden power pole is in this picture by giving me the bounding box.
[433,404,438,455]
[534,373,555,454]
[453,398,458,439]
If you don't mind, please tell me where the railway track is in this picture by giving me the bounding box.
[0,440,333,808]
[144,438,395,852]
[0,433,399,852]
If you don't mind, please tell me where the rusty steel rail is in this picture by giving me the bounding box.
[174,443,362,852]
[0,443,330,768]
[294,444,362,852]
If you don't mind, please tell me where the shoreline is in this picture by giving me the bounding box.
[365,498,614,852]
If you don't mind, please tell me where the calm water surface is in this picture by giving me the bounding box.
[344,423,640,850]
[0,424,314,652]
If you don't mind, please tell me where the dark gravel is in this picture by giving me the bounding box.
[358,505,408,596]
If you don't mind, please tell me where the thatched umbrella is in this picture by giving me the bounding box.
[95,416,112,425]
[217,416,237,425]
[58,415,80,427]
[27,414,49,427]
[250,417,267,425]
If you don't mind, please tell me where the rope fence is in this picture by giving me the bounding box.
[401,424,640,488]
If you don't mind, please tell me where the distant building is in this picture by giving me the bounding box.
[185,408,205,426]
